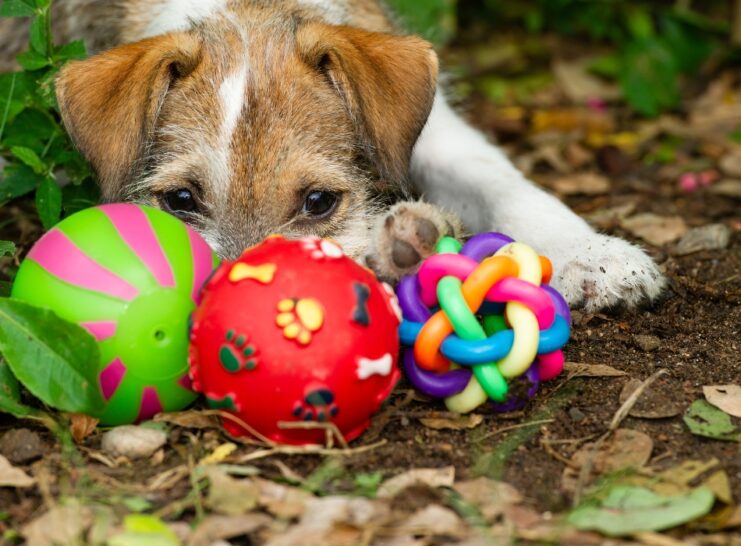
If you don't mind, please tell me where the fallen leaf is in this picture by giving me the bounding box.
[632,334,661,353]
[618,378,683,419]
[419,414,483,430]
[569,486,715,536]
[553,58,621,104]
[551,172,610,195]
[674,224,731,256]
[621,213,688,247]
[21,502,94,546]
[205,467,259,516]
[189,514,270,546]
[255,477,313,519]
[683,400,741,442]
[377,467,455,499]
[395,505,465,538]
[101,426,168,460]
[69,413,99,443]
[719,152,741,177]
[108,514,182,546]
[704,470,734,505]
[200,443,237,465]
[562,429,653,493]
[453,477,522,522]
[709,179,741,198]
[703,385,741,418]
[0,454,35,487]
[154,410,220,429]
[564,362,628,377]
[585,202,636,230]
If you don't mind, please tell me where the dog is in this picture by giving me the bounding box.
[0,0,665,311]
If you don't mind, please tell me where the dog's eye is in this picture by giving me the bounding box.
[303,191,338,218]
[163,189,198,215]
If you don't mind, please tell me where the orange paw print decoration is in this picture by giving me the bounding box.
[188,236,401,445]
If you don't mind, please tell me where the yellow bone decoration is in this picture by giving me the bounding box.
[229,263,277,284]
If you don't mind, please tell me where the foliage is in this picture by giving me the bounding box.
[0,0,98,231]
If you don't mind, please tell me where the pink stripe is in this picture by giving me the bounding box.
[29,230,138,301]
[178,374,193,391]
[137,387,163,422]
[99,358,126,401]
[101,204,175,288]
[82,321,117,342]
[187,226,214,304]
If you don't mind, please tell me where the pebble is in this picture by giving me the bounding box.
[0,428,46,464]
[719,153,741,178]
[633,334,661,352]
[674,224,731,256]
[101,425,167,460]
[568,407,586,422]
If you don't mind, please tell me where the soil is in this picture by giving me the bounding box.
[1,24,740,546]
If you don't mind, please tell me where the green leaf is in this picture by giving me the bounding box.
[0,298,103,414]
[29,13,50,56]
[108,515,182,546]
[35,176,62,229]
[62,177,99,215]
[0,282,10,297]
[0,164,41,202]
[385,0,457,46]
[10,145,46,174]
[569,486,715,536]
[54,40,87,62]
[683,400,741,441]
[16,49,50,71]
[620,38,681,117]
[0,355,40,418]
[0,0,35,17]
[0,241,14,257]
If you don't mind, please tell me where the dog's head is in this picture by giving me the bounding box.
[55,13,438,258]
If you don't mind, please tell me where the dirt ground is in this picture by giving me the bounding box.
[1,25,740,546]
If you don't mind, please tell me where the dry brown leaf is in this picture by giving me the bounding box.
[395,505,466,538]
[703,385,741,418]
[709,179,741,198]
[562,429,653,493]
[674,224,731,256]
[552,59,621,104]
[255,477,313,519]
[719,152,741,178]
[205,467,259,516]
[585,202,636,230]
[419,414,483,431]
[155,410,221,429]
[0,454,35,488]
[453,477,522,522]
[377,467,455,499]
[189,513,270,546]
[620,213,688,247]
[101,425,167,460]
[200,443,238,465]
[619,377,683,419]
[704,470,734,505]
[21,503,94,546]
[69,413,98,443]
[551,172,610,195]
[564,362,628,377]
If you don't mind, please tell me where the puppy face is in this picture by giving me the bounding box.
[56,11,438,259]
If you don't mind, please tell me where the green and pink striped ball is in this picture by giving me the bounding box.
[12,204,219,425]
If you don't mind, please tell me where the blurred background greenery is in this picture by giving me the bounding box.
[387,0,739,116]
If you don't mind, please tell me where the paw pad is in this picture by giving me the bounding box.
[219,330,258,372]
[276,298,324,345]
[292,388,339,422]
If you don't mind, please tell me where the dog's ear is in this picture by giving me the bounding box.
[56,33,202,198]
[298,23,438,187]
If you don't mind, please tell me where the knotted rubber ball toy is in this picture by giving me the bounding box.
[12,204,218,424]
[188,236,401,446]
[397,232,571,413]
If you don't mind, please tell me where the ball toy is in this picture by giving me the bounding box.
[12,204,218,425]
[188,236,401,446]
[397,232,571,414]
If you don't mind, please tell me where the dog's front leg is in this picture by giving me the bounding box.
[409,94,665,311]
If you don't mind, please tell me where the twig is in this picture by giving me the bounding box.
[200,409,276,446]
[278,420,350,450]
[236,440,387,463]
[572,369,667,506]
[474,419,554,443]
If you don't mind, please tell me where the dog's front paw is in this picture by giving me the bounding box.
[366,201,463,282]
[548,234,665,312]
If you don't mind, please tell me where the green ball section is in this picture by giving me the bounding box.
[11,206,216,424]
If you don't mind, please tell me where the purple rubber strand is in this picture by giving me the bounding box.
[403,350,471,398]
[542,284,572,325]
[398,275,431,322]
[490,365,540,413]
[460,232,515,261]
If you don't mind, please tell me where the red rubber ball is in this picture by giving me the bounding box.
[188,236,401,445]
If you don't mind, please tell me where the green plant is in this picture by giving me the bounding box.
[0,0,98,232]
